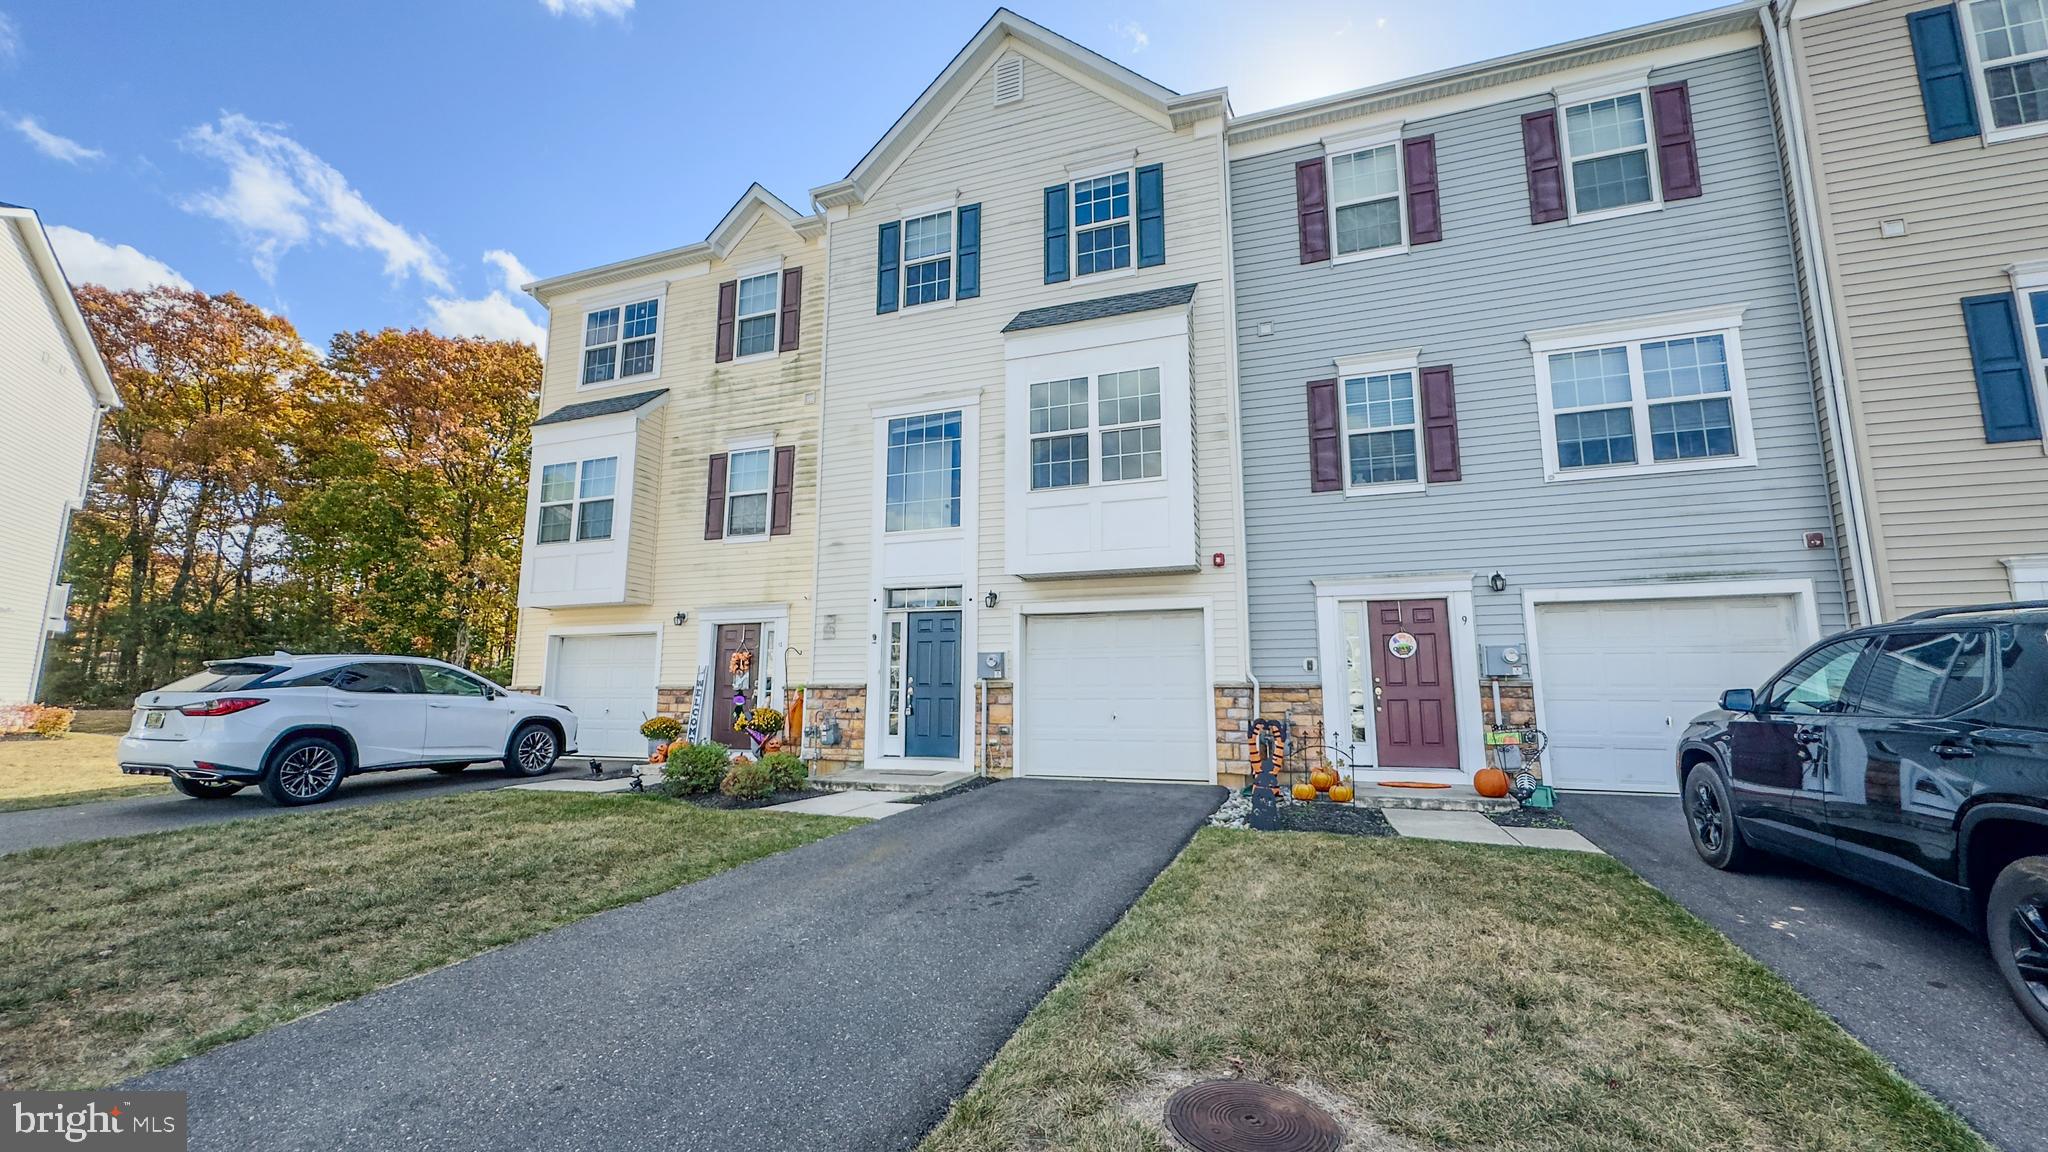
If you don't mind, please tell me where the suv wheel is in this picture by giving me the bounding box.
[260,735,347,806]
[504,722,559,778]
[171,777,243,800]
[1684,762,1751,871]
[1986,855,2048,1040]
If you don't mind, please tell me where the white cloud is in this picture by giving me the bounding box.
[12,115,103,163]
[46,224,191,292]
[541,0,633,18]
[0,14,20,66]
[181,113,451,290]
[424,248,547,351]
[1111,19,1149,53]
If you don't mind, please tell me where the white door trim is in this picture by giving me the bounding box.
[693,604,792,713]
[541,625,663,759]
[1313,574,1484,779]
[1012,596,1217,783]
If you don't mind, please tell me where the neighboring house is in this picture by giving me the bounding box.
[0,203,120,706]
[1771,0,2048,616]
[804,10,1254,784]
[509,185,824,757]
[1225,6,1850,793]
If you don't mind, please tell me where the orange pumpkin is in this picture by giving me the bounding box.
[1474,766,1512,798]
[1329,783,1355,804]
[1309,766,1337,793]
[1291,781,1318,802]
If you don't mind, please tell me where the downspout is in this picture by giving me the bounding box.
[804,207,833,771]
[30,401,110,704]
[1763,0,1883,624]
[1214,107,1261,753]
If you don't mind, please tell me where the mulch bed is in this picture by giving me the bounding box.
[899,775,1001,805]
[1273,801,1396,837]
[674,787,830,811]
[1489,806,1574,830]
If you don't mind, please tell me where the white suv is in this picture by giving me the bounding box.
[117,654,579,806]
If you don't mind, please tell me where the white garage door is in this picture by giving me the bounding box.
[1021,610,1211,782]
[1535,595,1806,793]
[549,633,657,759]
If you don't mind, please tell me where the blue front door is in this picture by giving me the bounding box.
[905,611,960,758]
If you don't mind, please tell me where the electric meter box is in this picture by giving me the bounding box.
[977,651,1006,680]
[1482,644,1526,678]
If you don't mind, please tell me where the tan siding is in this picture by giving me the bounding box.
[512,210,824,692]
[0,225,100,703]
[812,43,1245,686]
[1799,0,2048,614]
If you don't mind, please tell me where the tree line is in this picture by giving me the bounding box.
[43,285,540,706]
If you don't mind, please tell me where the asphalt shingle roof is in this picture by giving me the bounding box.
[532,388,668,427]
[1001,283,1198,333]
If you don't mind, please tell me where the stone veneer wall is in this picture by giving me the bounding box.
[1480,679,1535,728]
[980,682,1014,777]
[1217,684,1327,791]
[802,684,867,771]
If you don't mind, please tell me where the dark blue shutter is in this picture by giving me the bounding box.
[1961,293,2041,442]
[876,221,901,314]
[1908,6,1982,142]
[955,203,981,300]
[1043,184,1070,284]
[1136,163,1165,267]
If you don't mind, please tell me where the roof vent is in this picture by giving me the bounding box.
[993,55,1025,107]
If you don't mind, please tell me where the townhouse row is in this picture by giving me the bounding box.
[507,0,2048,794]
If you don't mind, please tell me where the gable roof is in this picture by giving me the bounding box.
[1003,283,1198,333]
[0,203,121,409]
[525,183,823,305]
[811,8,1229,209]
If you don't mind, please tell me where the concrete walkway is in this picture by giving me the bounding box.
[1382,806,1604,853]
[133,778,1224,1152]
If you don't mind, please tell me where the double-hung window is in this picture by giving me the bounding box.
[1965,0,2048,131]
[1072,171,1132,276]
[723,447,772,538]
[1098,368,1162,481]
[1561,92,1657,217]
[885,412,962,531]
[1028,378,1090,490]
[537,456,618,543]
[1328,144,1404,257]
[582,298,660,385]
[1531,311,1754,481]
[1341,369,1421,488]
[1024,368,1163,491]
[735,273,779,357]
[901,211,954,308]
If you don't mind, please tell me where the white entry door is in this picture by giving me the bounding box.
[1534,594,1806,793]
[549,633,657,759]
[1021,610,1210,782]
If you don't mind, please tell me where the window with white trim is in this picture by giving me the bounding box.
[1028,377,1089,490]
[1341,370,1420,487]
[735,273,779,357]
[1965,0,2048,130]
[901,211,953,308]
[1561,93,1656,216]
[1072,171,1132,276]
[1024,368,1163,491]
[582,299,659,385]
[1328,144,1403,257]
[1097,368,1162,481]
[724,447,772,538]
[1534,323,1751,479]
[885,411,962,531]
[537,456,618,543]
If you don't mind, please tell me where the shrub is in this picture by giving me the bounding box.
[639,715,683,743]
[0,705,73,738]
[719,758,778,801]
[664,742,731,795]
[760,752,807,793]
[30,707,74,738]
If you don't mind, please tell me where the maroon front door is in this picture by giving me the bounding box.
[1367,599,1460,769]
[710,623,761,749]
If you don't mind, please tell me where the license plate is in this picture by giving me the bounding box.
[144,711,166,730]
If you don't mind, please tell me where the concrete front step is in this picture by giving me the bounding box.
[812,768,975,795]
[1341,783,1519,813]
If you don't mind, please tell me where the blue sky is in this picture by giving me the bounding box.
[0,0,1720,351]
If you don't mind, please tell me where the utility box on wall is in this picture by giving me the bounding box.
[977,651,1006,680]
[1482,644,1526,678]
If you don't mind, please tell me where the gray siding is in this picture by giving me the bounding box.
[1230,47,1848,683]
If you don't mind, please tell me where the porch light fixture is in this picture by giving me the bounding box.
[1488,572,1507,593]
[672,611,688,626]
[984,591,999,609]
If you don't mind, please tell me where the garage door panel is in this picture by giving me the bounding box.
[551,634,657,759]
[1023,611,1209,783]
[1537,596,1803,794]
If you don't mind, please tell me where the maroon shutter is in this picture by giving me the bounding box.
[703,453,728,540]
[770,445,796,536]
[1651,82,1703,201]
[714,280,737,363]
[778,267,803,352]
[1420,365,1461,483]
[1295,158,1330,264]
[1307,378,1342,492]
[1403,135,1442,244]
[1521,110,1567,224]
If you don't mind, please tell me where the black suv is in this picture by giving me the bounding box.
[1676,603,2048,1039]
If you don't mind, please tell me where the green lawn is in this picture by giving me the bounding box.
[918,829,1988,1152]
[0,732,169,811]
[0,791,857,1089]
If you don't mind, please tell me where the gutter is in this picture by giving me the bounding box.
[1763,0,1883,624]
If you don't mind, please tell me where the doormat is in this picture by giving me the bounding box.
[1377,781,1451,789]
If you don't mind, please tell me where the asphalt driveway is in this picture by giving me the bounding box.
[1565,793,2047,1152]
[0,766,531,856]
[133,778,1224,1152]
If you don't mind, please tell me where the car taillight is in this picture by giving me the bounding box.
[178,697,268,717]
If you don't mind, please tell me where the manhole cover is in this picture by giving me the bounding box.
[1163,1080,1343,1152]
